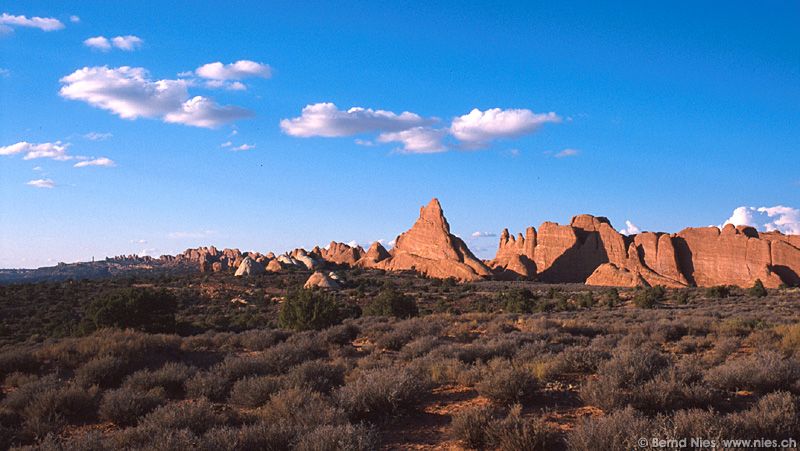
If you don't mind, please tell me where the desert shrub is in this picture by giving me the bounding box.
[581,347,670,411]
[294,423,380,451]
[80,288,177,333]
[114,424,202,450]
[99,387,166,426]
[727,391,799,440]
[716,317,766,337]
[74,355,136,389]
[748,279,768,297]
[123,362,195,399]
[566,406,651,451]
[140,398,229,435]
[632,286,665,309]
[673,289,690,305]
[776,323,800,356]
[705,351,799,393]
[451,405,494,449]
[400,336,442,360]
[22,384,98,438]
[335,367,429,421]
[476,358,538,405]
[278,289,344,331]
[575,291,595,309]
[186,371,231,402]
[499,288,538,314]
[0,348,40,379]
[255,388,347,442]
[237,329,291,351]
[548,347,610,377]
[363,288,418,319]
[601,288,621,307]
[487,405,557,451]
[320,323,360,345]
[705,285,732,299]
[289,360,345,394]
[629,363,715,413]
[657,408,729,445]
[229,375,285,407]
[201,422,296,451]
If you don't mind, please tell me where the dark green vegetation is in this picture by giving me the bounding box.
[0,269,799,450]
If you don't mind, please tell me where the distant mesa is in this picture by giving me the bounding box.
[3,198,799,288]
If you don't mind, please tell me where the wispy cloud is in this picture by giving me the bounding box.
[280,103,434,138]
[470,231,497,238]
[84,132,112,141]
[0,13,64,32]
[84,35,143,51]
[74,157,115,167]
[194,60,271,90]
[0,141,72,160]
[231,143,255,151]
[69,15,80,23]
[60,66,252,128]
[26,178,55,189]
[554,148,579,158]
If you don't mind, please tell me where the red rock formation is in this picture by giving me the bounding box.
[489,228,536,279]
[321,241,365,266]
[376,199,491,281]
[356,242,391,268]
[586,263,647,287]
[675,225,784,288]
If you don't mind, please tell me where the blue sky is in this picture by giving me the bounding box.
[1,1,798,268]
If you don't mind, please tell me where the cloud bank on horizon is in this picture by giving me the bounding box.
[723,206,800,235]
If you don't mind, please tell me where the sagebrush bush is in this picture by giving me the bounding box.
[186,371,231,402]
[74,355,135,389]
[336,367,429,421]
[727,391,799,440]
[566,406,650,451]
[22,384,98,438]
[581,347,670,411]
[123,362,195,399]
[294,423,380,451]
[99,386,166,426]
[228,375,284,407]
[288,360,345,394]
[140,399,229,435]
[476,358,538,405]
[451,405,494,449]
[487,405,556,451]
[705,351,799,393]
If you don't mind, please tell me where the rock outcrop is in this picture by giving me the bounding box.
[493,214,800,288]
[356,242,391,268]
[265,259,283,272]
[303,271,341,289]
[234,256,264,276]
[321,241,365,266]
[376,199,491,281]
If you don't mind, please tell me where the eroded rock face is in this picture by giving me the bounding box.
[303,271,341,289]
[489,228,536,279]
[586,263,647,287]
[234,256,265,277]
[356,242,391,268]
[265,259,283,272]
[675,225,784,288]
[376,199,491,281]
[321,241,365,266]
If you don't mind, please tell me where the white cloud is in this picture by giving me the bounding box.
[84,35,143,51]
[131,239,148,244]
[138,248,158,257]
[346,240,359,248]
[69,15,80,23]
[354,139,374,146]
[204,80,247,91]
[195,60,271,81]
[84,36,111,50]
[620,220,641,236]
[111,35,143,51]
[74,157,115,167]
[168,230,216,239]
[231,143,255,151]
[220,141,232,148]
[554,148,579,158]
[32,166,42,171]
[280,102,433,137]
[59,66,252,128]
[723,205,800,235]
[0,68,10,77]
[470,231,497,238]
[0,13,64,31]
[84,132,112,141]
[0,141,71,160]
[26,178,55,189]
[450,108,561,147]
[378,127,447,153]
